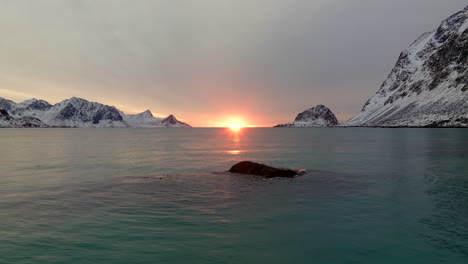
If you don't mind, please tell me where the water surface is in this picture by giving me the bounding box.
[0,128,467,263]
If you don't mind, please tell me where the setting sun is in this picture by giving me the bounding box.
[228,123,243,132]
[211,114,259,128]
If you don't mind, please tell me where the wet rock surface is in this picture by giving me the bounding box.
[228,161,298,178]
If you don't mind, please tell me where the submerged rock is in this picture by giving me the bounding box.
[228,161,298,178]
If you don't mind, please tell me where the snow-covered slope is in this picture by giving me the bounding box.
[160,114,191,127]
[346,5,468,127]
[0,97,191,128]
[37,97,127,127]
[0,97,15,111]
[123,110,191,128]
[275,105,339,127]
[0,109,48,128]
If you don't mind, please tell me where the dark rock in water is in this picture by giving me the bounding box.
[228,161,298,178]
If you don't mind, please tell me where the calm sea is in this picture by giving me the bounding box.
[0,128,467,263]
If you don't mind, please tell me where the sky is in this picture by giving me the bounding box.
[0,0,466,127]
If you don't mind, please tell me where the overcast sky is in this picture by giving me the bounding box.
[0,0,466,126]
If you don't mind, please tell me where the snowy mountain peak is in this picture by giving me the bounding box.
[136,110,154,118]
[275,105,339,127]
[0,97,191,128]
[49,97,125,127]
[19,98,39,105]
[165,114,176,120]
[346,5,468,127]
[18,98,52,110]
[59,97,92,106]
[0,97,15,111]
[161,114,191,127]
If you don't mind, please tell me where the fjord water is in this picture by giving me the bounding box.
[0,128,467,264]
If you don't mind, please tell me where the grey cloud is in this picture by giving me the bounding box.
[0,0,466,124]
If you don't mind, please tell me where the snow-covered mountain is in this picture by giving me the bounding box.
[41,97,127,127]
[0,109,48,128]
[0,97,191,128]
[160,114,191,127]
[346,6,468,127]
[123,110,191,128]
[275,105,339,127]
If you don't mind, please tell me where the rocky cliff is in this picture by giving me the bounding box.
[346,6,468,127]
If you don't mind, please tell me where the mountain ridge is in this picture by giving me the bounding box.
[0,97,191,128]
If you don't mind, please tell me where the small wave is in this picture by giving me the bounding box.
[118,174,173,184]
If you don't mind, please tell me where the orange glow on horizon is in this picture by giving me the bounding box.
[212,114,258,128]
[228,123,243,132]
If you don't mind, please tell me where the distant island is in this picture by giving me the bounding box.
[275,105,339,127]
[0,97,191,128]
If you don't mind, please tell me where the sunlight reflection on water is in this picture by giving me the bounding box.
[223,127,246,155]
[0,128,467,263]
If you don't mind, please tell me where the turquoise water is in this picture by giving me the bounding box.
[0,128,467,263]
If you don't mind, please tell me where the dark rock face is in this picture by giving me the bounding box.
[228,161,298,178]
[0,109,10,119]
[91,106,124,124]
[14,116,48,128]
[275,105,339,127]
[347,6,468,127]
[57,103,77,120]
[162,114,177,125]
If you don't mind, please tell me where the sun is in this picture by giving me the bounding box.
[228,123,243,132]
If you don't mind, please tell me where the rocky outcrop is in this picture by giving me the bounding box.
[228,161,298,178]
[346,6,468,127]
[275,105,339,127]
